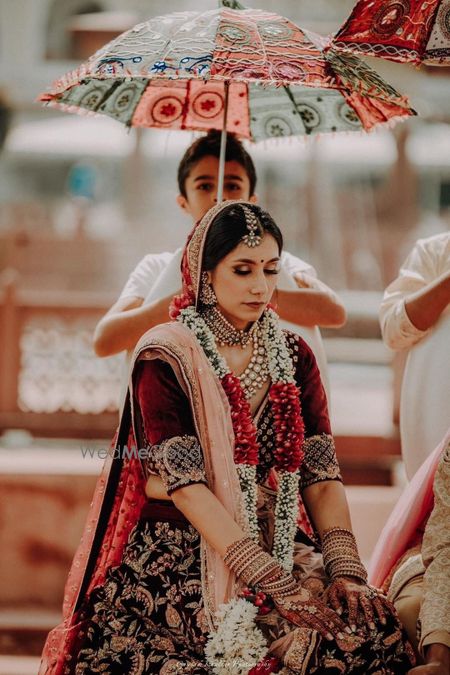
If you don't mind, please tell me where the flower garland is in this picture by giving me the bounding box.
[204,598,268,675]
[180,306,304,558]
[260,310,305,568]
[179,305,305,671]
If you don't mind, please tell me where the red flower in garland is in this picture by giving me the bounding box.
[221,374,304,473]
[221,373,259,465]
[269,382,304,472]
[169,291,194,320]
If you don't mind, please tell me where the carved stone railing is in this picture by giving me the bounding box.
[0,270,122,438]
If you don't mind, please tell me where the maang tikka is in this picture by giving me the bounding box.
[241,205,262,248]
[200,271,217,306]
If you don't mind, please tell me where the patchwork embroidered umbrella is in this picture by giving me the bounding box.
[39,4,415,198]
[330,0,450,66]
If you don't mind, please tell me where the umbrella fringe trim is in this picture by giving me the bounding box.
[331,40,422,66]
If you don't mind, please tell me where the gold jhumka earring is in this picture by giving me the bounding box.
[200,272,217,306]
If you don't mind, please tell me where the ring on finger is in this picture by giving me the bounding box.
[366,587,378,600]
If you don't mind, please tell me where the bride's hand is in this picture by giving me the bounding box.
[325,577,393,631]
[274,587,355,645]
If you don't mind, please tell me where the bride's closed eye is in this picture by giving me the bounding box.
[233,268,280,276]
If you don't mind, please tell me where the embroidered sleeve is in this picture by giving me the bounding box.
[133,358,206,493]
[299,433,342,491]
[285,331,331,435]
[152,434,207,495]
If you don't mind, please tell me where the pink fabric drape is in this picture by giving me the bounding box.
[368,429,449,588]
[39,426,147,674]
[131,322,248,629]
[39,321,248,672]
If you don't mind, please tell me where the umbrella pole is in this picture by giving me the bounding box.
[217,80,230,203]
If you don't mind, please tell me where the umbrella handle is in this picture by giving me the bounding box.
[217,80,230,203]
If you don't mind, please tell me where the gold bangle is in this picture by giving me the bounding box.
[223,537,298,597]
[321,527,367,583]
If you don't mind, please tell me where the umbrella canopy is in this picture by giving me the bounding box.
[39,6,415,140]
[330,0,450,66]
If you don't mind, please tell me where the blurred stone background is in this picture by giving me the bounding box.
[0,1,449,670]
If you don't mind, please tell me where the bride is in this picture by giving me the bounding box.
[40,201,414,674]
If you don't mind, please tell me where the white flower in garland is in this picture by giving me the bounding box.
[261,310,301,569]
[261,309,295,384]
[272,471,300,570]
[205,598,268,675]
[236,464,259,543]
[180,307,228,378]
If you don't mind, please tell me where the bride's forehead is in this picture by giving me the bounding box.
[223,235,280,262]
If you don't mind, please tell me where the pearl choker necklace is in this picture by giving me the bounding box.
[202,306,257,348]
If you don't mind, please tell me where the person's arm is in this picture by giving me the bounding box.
[291,336,391,629]
[277,272,346,328]
[380,238,449,351]
[408,644,450,674]
[279,252,346,328]
[171,482,246,556]
[404,272,450,332]
[172,480,352,645]
[303,480,352,537]
[296,337,353,539]
[295,389,364,594]
[93,293,175,357]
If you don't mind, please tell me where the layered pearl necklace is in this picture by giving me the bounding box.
[203,307,269,400]
[238,329,270,400]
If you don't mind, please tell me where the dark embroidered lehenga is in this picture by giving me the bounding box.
[70,333,413,674]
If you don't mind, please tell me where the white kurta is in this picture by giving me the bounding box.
[118,248,330,404]
[380,233,450,478]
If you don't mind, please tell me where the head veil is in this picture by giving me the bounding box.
[132,200,263,629]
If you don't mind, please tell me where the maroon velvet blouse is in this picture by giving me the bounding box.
[134,331,341,496]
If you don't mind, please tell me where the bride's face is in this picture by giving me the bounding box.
[206,234,280,330]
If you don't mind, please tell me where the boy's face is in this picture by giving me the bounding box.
[177,155,257,222]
